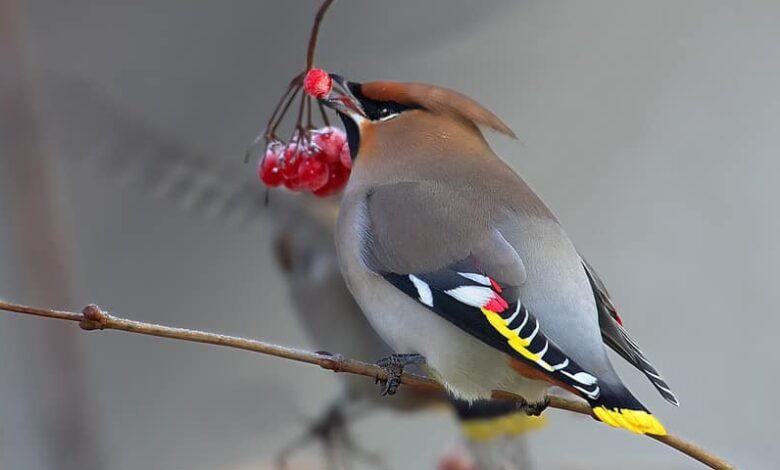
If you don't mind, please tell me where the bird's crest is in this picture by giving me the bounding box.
[360,81,517,138]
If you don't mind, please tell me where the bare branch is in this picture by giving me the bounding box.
[306,0,335,70]
[0,299,737,470]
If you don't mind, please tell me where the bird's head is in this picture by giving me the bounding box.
[316,73,516,162]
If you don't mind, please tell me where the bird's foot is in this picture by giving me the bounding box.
[374,353,426,396]
[521,396,549,416]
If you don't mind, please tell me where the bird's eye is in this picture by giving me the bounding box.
[378,107,399,122]
[366,100,407,121]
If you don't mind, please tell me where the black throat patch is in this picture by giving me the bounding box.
[338,112,360,162]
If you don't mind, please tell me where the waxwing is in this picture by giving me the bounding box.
[317,75,678,436]
[272,194,543,470]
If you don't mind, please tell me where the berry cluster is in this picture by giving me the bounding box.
[253,67,350,197]
[258,126,351,196]
[245,0,346,198]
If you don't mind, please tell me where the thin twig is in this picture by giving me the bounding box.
[246,0,336,163]
[266,74,303,138]
[270,86,302,138]
[306,0,335,70]
[0,299,738,470]
[318,100,331,127]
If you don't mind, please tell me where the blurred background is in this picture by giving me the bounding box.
[1,1,778,469]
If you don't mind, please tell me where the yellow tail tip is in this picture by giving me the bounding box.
[592,407,667,436]
[461,412,548,442]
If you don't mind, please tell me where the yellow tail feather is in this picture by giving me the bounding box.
[592,407,667,435]
[461,412,547,442]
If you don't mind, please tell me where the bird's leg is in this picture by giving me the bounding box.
[324,423,388,470]
[521,396,550,416]
[274,402,345,470]
[275,432,310,470]
[276,399,388,470]
[374,353,426,396]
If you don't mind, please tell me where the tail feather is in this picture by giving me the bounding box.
[581,257,680,407]
[616,324,680,406]
[588,382,667,436]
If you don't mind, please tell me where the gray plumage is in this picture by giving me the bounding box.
[324,76,676,435]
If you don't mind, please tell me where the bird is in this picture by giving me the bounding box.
[271,193,543,470]
[315,74,679,436]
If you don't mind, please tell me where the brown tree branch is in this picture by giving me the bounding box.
[0,299,737,470]
[306,0,334,71]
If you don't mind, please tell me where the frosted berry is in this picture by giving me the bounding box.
[258,143,283,187]
[303,68,332,99]
[281,143,305,190]
[283,173,305,191]
[313,160,350,197]
[311,126,346,164]
[298,153,330,191]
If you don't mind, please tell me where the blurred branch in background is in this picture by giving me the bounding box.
[0,1,104,469]
[0,300,737,470]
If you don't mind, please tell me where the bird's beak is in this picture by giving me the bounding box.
[319,74,367,119]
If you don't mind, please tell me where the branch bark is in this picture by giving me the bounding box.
[0,299,737,470]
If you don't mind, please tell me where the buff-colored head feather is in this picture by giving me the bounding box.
[360,81,516,139]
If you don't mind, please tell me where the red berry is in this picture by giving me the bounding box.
[298,156,329,191]
[311,127,346,164]
[283,174,305,191]
[303,68,332,99]
[281,143,305,191]
[339,140,352,170]
[313,160,351,197]
[281,143,301,176]
[257,143,283,187]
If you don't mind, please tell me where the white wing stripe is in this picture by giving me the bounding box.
[445,286,495,308]
[525,318,540,342]
[535,340,549,358]
[573,385,600,400]
[561,370,598,386]
[457,272,492,286]
[409,275,434,307]
[511,309,529,335]
[504,302,522,324]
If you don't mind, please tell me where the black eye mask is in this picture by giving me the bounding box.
[347,82,417,121]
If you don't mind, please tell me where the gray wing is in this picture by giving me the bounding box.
[363,182,607,401]
[363,181,526,283]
